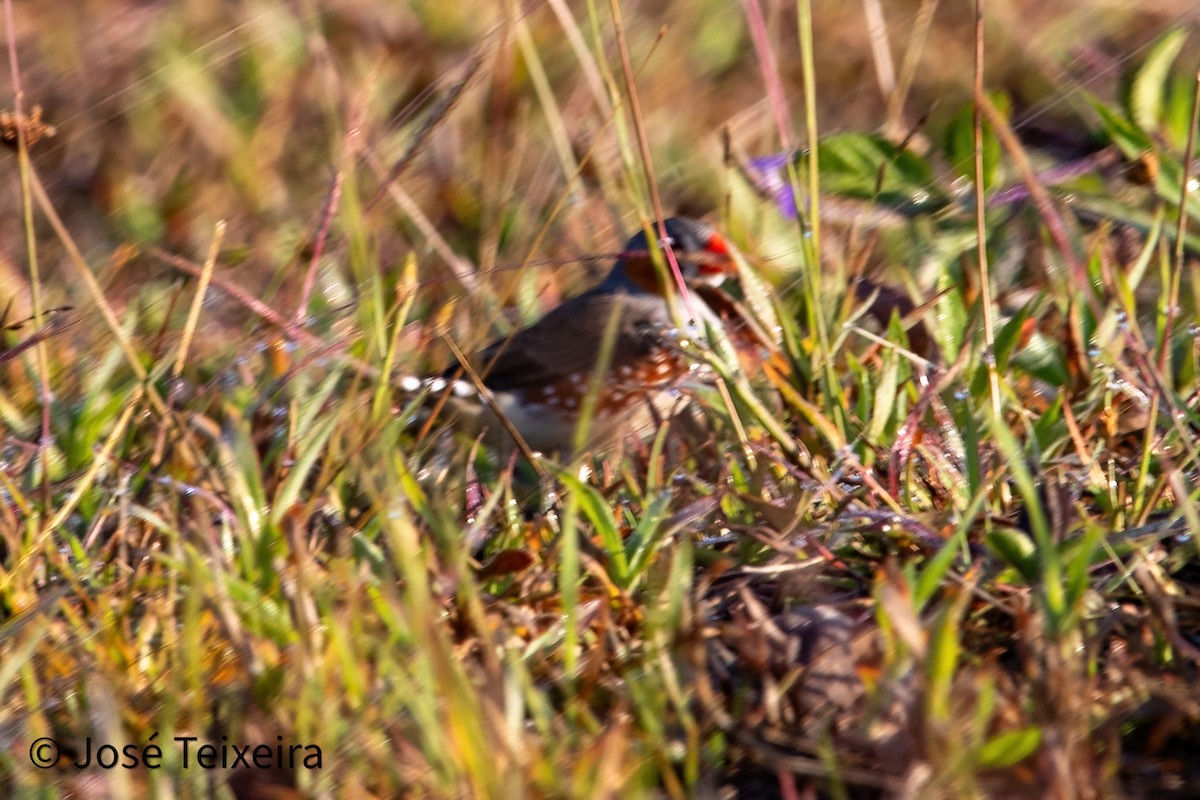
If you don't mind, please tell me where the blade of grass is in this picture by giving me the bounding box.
[972,0,1003,422]
[2,386,143,591]
[1159,68,1200,378]
[606,0,700,325]
[4,0,53,512]
[172,220,225,378]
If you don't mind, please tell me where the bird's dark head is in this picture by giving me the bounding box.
[604,217,734,294]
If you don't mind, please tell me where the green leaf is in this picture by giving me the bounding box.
[914,529,965,609]
[1011,332,1070,388]
[933,278,969,358]
[1031,393,1066,454]
[1128,27,1188,135]
[557,466,627,585]
[1164,71,1200,150]
[624,492,675,588]
[270,412,339,525]
[990,419,1066,629]
[1089,98,1153,160]
[943,93,1009,191]
[926,586,969,722]
[816,133,943,213]
[950,390,982,498]
[993,295,1038,373]
[979,726,1043,768]
[1063,521,1103,614]
[293,368,344,441]
[985,526,1038,583]
[866,341,899,442]
[224,576,299,646]
[218,412,269,542]
[351,531,389,577]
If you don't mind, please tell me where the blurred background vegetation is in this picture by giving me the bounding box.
[3,0,1196,329]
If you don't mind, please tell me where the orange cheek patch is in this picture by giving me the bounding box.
[705,233,729,255]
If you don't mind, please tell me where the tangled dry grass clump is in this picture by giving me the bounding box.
[2,1,1200,798]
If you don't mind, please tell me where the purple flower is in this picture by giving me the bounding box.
[747,152,802,219]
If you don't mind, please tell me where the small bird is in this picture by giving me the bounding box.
[404,217,742,456]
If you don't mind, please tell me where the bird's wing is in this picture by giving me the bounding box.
[452,291,668,392]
